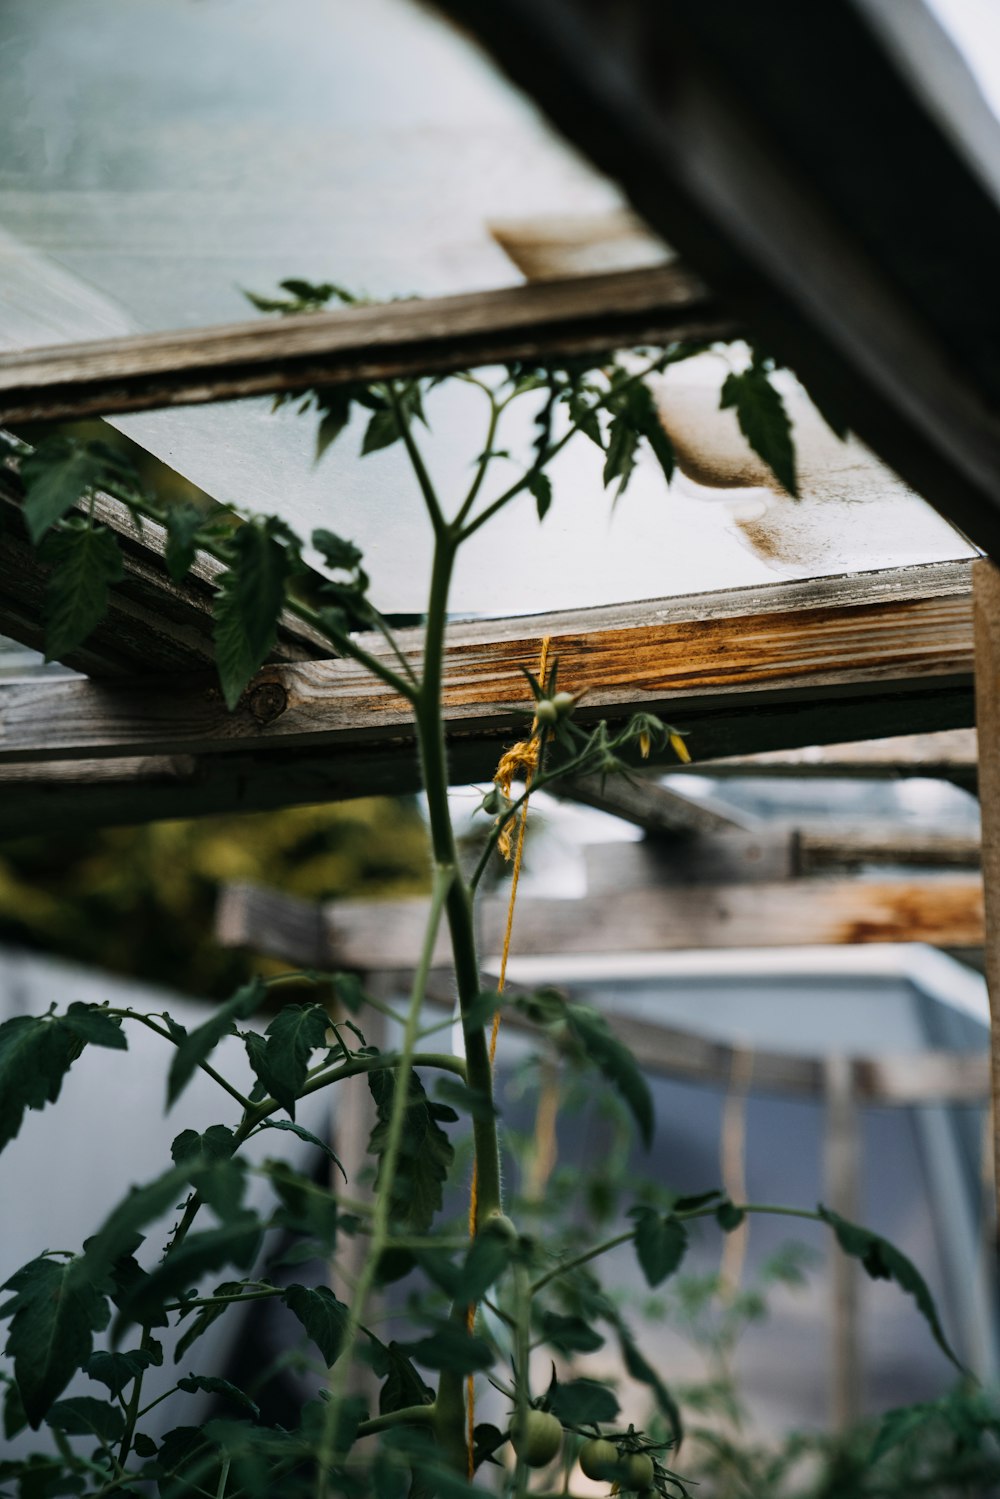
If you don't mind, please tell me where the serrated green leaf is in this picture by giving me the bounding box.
[565,1004,653,1147]
[40,523,123,663]
[368,1069,454,1233]
[403,1320,494,1374]
[174,1281,247,1363]
[818,1205,963,1370]
[47,1394,125,1441]
[0,1015,81,1155]
[433,1077,497,1122]
[265,1159,340,1249]
[315,389,354,460]
[171,1125,237,1166]
[213,523,292,710]
[536,1310,604,1355]
[20,440,108,543]
[164,504,206,582]
[870,1402,933,1464]
[167,978,265,1107]
[366,1336,434,1415]
[361,407,402,455]
[528,471,552,522]
[602,411,640,497]
[244,1003,329,1118]
[548,1378,619,1425]
[283,1283,349,1366]
[629,1207,687,1287]
[85,1344,161,1399]
[60,1002,127,1050]
[720,363,798,497]
[255,1119,346,1179]
[311,529,363,571]
[178,1373,260,1418]
[1,1257,109,1427]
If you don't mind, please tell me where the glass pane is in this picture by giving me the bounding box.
[0,0,975,618]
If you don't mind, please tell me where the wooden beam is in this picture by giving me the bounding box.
[0,266,731,425]
[217,872,985,974]
[972,557,1000,1231]
[0,435,329,677]
[433,1,1000,563]
[0,562,974,774]
[550,771,756,837]
[676,729,978,788]
[216,895,990,1107]
[583,828,983,893]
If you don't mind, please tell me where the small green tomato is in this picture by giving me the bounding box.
[578,1437,622,1481]
[552,690,576,715]
[534,699,559,725]
[512,1410,562,1467]
[624,1451,656,1490]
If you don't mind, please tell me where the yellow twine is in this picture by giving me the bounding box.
[466,636,551,1477]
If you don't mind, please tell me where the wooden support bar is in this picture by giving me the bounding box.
[583,829,982,893]
[550,772,756,837]
[824,1055,862,1430]
[217,871,985,974]
[219,897,991,1106]
[972,557,1000,1230]
[0,265,732,425]
[0,562,974,774]
[678,729,979,785]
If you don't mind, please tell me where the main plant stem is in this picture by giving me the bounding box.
[315,863,455,1495]
[415,529,505,1470]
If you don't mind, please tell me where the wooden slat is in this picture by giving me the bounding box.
[0,437,330,677]
[217,895,990,1106]
[679,729,978,786]
[0,561,974,770]
[218,872,984,972]
[0,266,732,424]
[551,772,756,837]
[972,558,1000,1230]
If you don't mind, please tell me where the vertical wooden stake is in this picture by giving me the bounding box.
[973,558,1000,1235]
[824,1054,861,1430]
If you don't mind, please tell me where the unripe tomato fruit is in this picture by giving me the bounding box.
[535,699,559,725]
[578,1437,621,1480]
[512,1410,562,1467]
[552,691,575,715]
[624,1452,655,1489]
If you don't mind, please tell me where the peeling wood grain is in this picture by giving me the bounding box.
[0,561,974,766]
[0,265,732,424]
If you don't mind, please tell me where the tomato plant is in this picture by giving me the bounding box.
[0,281,975,1496]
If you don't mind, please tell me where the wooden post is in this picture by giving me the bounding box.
[824,1054,861,1430]
[972,558,1000,1231]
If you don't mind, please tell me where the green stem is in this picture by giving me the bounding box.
[115,1189,205,1468]
[107,1010,252,1111]
[454,391,501,528]
[530,1204,828,1296]
[388,382,447,537]
[415,536,502,1226]
[315,864,455,1495]
[355,1403,436,1439]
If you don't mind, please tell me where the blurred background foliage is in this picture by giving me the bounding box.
[0,798,430,997]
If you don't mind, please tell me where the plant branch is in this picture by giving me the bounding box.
[106,1009,253,1112]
